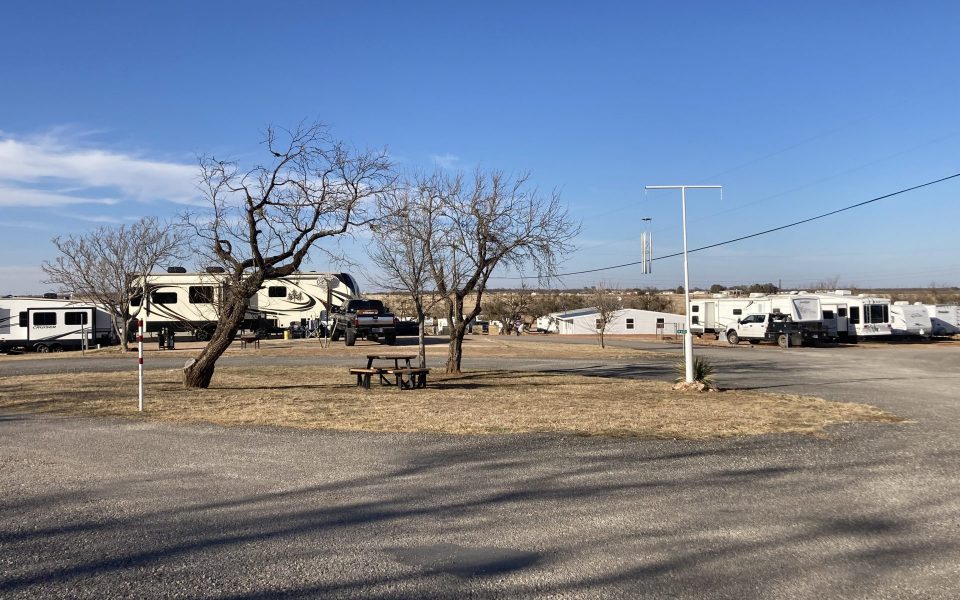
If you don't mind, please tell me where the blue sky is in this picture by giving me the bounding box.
[2,1,959,293]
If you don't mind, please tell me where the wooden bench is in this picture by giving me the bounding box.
[383,367,430,390]
[349,367,383,389]
[240,335,260,349]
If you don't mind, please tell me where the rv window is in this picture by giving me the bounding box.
[692,316,699,324]
[822,310,834,319]
[33,312,56,326]
[19,312,28,327]
[850,306,860,324]
[691,305,699,313]
[656,318,664,324]
[130,294,142,306]
[733,309,742,315]
[626,318,634,330]
[868,304,888,323]
[151,292,178,305]
[189,286,215,304]
[837,307,847,318]
[65,312,88,325]
[595,319,603,330]
[268,286,287,298]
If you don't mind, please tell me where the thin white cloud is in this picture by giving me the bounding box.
[0,134,200,207]
[430,153,460,169]
[0,184,119,207]
[0,219,51,231]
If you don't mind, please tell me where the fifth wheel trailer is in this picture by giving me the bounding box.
[129,271,361,339]
[0,295,114,353]
[689,295,825,343]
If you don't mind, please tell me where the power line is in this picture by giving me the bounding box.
[501,171,960,281]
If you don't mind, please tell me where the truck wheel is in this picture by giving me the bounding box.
[777,334,789,348]
[345,328,356,346]
[726,331,739,345]
[330,327,341,341]
[383,333,396,345]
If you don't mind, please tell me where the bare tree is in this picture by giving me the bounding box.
[412,169,578,373]
[625,288,674,312]
[42,217,186,352]
[592,281,622,349]
[368,187,439,368]
[482,285,531,335]
[182,122,394,388]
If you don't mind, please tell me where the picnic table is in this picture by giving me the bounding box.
[239,335,260,349]
[350,354,429,390]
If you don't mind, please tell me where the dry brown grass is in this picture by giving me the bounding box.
[0,366,902,439]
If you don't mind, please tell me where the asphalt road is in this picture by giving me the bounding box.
[1,338,959,598]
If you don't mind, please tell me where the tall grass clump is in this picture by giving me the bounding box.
[675,355,716,386]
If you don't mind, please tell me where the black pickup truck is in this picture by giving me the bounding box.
[330,299,397,346]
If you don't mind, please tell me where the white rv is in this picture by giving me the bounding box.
[689,295,825,342]
[130,270,360,339]
[0,295,115,353]
[809,292,893,341]
[890,302,932,337]
[925,304,960,336]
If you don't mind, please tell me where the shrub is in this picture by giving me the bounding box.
[675,355,715,386]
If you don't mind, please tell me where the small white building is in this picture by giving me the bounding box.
[552,307,684,335]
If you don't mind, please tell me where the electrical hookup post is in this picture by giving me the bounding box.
[644,185,723,384]
[137,319,144,412]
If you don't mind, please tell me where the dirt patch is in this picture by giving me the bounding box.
[0,366,902,439]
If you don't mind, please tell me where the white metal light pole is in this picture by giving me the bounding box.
[644,185,722,383]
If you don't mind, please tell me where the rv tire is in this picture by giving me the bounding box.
[726,331,739,345]
[345,328,356,346]
[50,344,63,352]
[34,344,50,353]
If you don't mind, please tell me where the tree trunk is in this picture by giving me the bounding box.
[445,323,468,373]
[182,295,249,388]
[118,316,130,352]
[416,308,427,369]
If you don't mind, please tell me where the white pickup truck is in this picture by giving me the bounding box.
[724,313,806,347]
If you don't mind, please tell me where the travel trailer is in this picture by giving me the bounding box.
[0,295,115,353]
[129,270,361,339]
[925,304,960,336]
[890,302,932,337]
[808,292,893,341]
[689,294,825,343]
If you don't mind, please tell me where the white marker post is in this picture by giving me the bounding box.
[137,319,144,412]
[645,185,722,384]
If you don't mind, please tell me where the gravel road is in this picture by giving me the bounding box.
[1,338,958,598]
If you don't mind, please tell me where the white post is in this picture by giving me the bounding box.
[645,184,723,384]
[138,319,144,412]
[680,186,694,383]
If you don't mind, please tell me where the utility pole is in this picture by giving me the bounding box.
[644,185,722,384]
